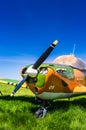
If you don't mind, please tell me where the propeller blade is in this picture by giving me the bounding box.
[11,40,58,96]
[33,40,58,69]
[11,75,28,96]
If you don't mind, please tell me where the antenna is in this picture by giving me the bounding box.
[72,44,76,55]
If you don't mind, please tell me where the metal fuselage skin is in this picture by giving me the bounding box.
[21,64,86,100]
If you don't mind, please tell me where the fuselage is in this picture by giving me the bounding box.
[21,64,86,100]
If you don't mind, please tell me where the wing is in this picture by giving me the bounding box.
[0,78,27,87]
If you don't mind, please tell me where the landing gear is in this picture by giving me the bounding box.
[35,99,51,118]
[35,107,47,118]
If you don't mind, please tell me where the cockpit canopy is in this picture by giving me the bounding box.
[53,55,86,70]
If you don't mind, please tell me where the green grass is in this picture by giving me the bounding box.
[0,83,86,130]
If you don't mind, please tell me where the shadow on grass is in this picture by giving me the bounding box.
[0,95,86,113]
[49,97,86,112]
[0,95,35,103]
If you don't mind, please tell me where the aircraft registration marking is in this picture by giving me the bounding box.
[48,85,55,90]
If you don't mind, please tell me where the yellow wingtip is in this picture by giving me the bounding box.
[53,40,58,45]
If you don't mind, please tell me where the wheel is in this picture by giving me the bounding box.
[35,107,47,118]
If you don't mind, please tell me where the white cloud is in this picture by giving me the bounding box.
[0,55,36,63]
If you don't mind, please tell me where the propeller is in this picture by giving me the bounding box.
[11,40,58,96]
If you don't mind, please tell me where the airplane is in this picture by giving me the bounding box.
[0,40,86,118]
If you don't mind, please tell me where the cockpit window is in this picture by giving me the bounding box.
[56,68,66,74]
[39,67,48,74]
[55,66,74,79]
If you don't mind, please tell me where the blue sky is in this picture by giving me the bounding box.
[0,0,86,79]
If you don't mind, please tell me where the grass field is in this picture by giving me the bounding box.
[0,83,86,130]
